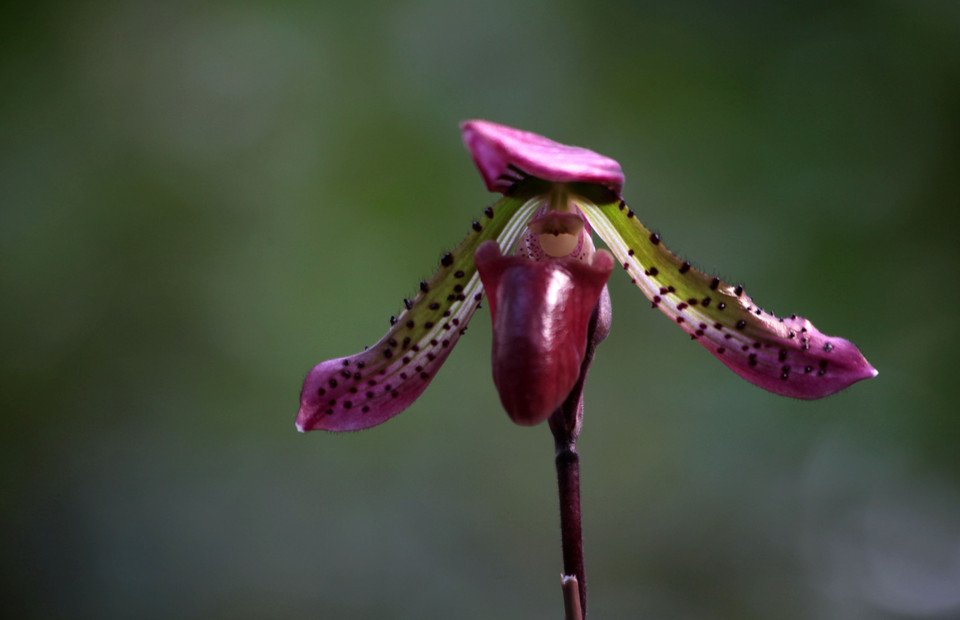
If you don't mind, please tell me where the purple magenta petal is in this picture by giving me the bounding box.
[461,120,624,195]
[474,240,614,425]
[297,192,542,432]
[578,195,878,399]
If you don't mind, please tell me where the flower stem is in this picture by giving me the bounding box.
[548,286,609,618]
[554,434,586,615]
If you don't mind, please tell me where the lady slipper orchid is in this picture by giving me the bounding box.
[297,120,876,433]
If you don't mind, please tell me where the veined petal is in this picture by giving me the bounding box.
[579,196,877,399]
[461,120,624,195]
[474,241,614,425]
[297,194,541,432]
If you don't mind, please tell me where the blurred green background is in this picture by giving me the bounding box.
[3,1,958,618]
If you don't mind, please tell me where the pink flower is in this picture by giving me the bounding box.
[297,120,876,432]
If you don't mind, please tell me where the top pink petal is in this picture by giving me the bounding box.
[461,120,624,195]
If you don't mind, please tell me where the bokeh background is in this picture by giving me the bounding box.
[3,1,958,618]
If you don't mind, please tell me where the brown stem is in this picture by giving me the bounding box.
[554,434,586,614]
[547,287,608,617]
[561,575,584,620]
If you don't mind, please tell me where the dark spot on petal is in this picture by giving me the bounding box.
[659,287,668,295]
[474,292,483,301]
[649,266,659,276]
[472,221,482,232]
[676,317,685,324]
[687,298,698,306]
[404,298,413,310]
[391,390,399,398]
[383,349,393,359]
[420,372,429,380]
[325,408,334,415]
[667,286,676,293]
[701,297,712,307]
[618,200,626,210]
[736,320,746,330]
[406,320,415,329]
[749,354,758,366]
[390,315,397,325]
[649,232,660,245]
[441,253,454,267]
[329,379,338,388]
[710,277,720,290]
[622,261,630,270]
[425,321,434,329]
[454,270,465,278]
[717,347,726,354]
[429,302,440,310]
[788,331,795,339]
[781,366,790,380]
[652,295,661,307]
[779,350,788,362]
[361,406,370,413]
[714,322,723,329]
[677,302,688,311]
[717,302,726,311]
[484,206,494,218]
[317,387,326,397]
[823,342,833,353]
[817,369,826,377]
[734,285,743,296]
[366,391,375,398]
[627,209,635,218]
[453,284,463,293]
[679,261,691,274]
[343,401,352,409]
[804,366,813,374]
[340,369,351,378]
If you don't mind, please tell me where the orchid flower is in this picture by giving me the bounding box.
[297,120,876,433]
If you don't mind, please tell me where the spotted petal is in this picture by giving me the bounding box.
[297,194,541,432]
[461,119,624,195]
[577,193,878,399]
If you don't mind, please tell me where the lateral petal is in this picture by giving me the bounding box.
[297,195,541,431]
[579,197,877,399]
